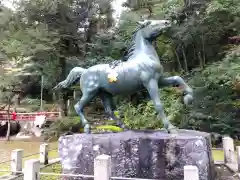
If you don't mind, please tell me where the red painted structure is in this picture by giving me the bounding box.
[0,111,61,121]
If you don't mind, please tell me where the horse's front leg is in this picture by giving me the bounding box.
[144,79,176,133]
[159,76,193,105]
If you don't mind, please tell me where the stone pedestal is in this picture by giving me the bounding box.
[58,129,216,180]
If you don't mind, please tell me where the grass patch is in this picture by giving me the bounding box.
[212,149,224,161]
[40,163,62,180]
[0,142,58,176]
[94,125,123,132]
[0,165,9,176]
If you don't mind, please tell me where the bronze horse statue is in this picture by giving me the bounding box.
[53,20,193,133]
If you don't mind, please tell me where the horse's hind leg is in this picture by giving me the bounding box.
[99,92,125,129]
[143,79,176,133]
[74,91,97,133]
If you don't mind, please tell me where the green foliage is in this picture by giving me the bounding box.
[40,162,62,180]
[43,116,81,140]
[20,98,45,105]
[115,45,239,136]
[119,102,159,129]
[113,0,240,137]
[43,116,124,139]
[0,0,239,138]
[117,87,186,129]
[95,125,123,133]
[119,0,240,72]
[191,46,240,88]
[185,46,240,135]
[83,31,125,66]
[0,67,20,108]
[0,0,116,90]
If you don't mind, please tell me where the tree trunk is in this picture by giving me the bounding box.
[198,52,204,69]
[201,33,206,67]
[5,103,11,141]
[13,94,18,112]
[173,48,183,71]
[59,57,67,116]
[181,46,188,72]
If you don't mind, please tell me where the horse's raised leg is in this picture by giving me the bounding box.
[99,92,125,129]
[159,76,193,105]
[74,92,97,133]
[144,79,176,133]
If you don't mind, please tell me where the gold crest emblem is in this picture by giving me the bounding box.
[107,71,118,83]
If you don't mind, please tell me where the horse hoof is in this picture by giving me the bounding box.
[117,124,128,131]
[122,126,129,131]
[167,129,178,134]
[167,125,178,134]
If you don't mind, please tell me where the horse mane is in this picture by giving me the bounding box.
[123,21,151,60]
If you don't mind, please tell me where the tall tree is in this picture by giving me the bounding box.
[0,0,116,113]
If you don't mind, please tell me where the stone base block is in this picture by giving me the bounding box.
[58,129,216,180]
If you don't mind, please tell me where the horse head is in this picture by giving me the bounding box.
[136,19,171,41]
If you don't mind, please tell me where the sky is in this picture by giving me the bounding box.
[112,0,127,23]
[1,0,15,9]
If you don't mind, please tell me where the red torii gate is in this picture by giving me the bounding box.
[0,111,61,121]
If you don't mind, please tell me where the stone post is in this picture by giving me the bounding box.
[73,90,76,100]
[94,154,111,180]
[24,159,40,180]
[39,143,48,165]
[236,146,240,171]
[11,149,23,175]
[184,165,199,180]
[223,136,235,164]
[58,107,63,118]
[67,99,72,115]
[52,92,56,102]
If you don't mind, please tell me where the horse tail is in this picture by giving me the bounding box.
[53,67,86,90]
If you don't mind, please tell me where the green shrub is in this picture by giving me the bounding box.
[43,116,81,140]
[95,125,123,133]
[117,87,186,130]
[115,46,240,136]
